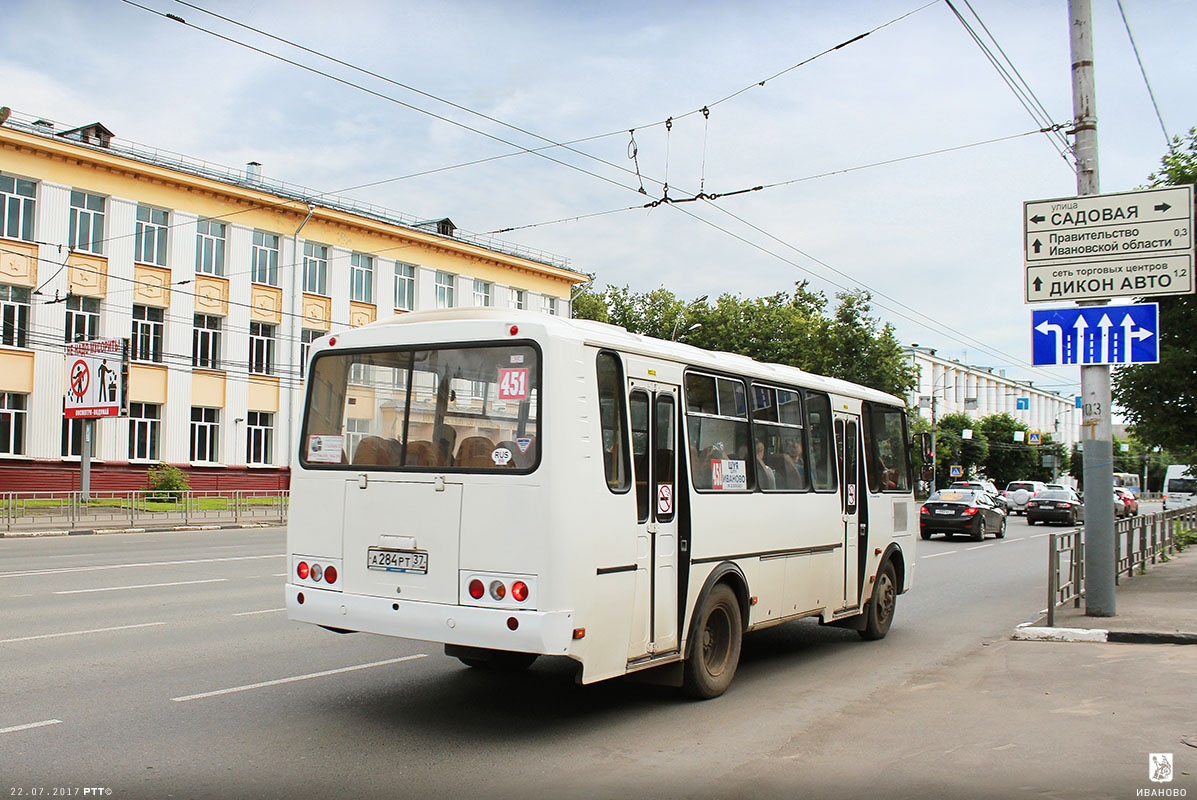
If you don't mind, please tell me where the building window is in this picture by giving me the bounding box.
[65,295,100,342]
[473,279,492,307]
[247,411,273,465]
[68,190,105,255]
[0,173,36,242]
[135,205,169,266]
[190,407,220,463]
[300,329,321,378]
[193,314,222,370]
[435,271,455,308]
[511,288,526,310]
[394,262,415,311]
[132,304,164,363]
[251,231,280,286]
[0,284,31,348]
[128,402,161,461]
[195,219,226,276]
[0,392,27,455]
[350,253,374,303]
[542,295,559,316]
[303,242,328,295]
[249,322,275,375]
[61,418,97,458]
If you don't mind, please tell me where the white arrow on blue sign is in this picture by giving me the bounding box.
[1031,303,1159,367]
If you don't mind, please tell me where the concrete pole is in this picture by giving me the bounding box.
[1070,0,1115,616]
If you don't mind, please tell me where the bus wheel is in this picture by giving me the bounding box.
[682,583,743,699]
[859,563,897,641]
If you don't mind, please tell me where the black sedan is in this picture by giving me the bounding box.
[1026,489,1085,526]
[920,489,1007,541]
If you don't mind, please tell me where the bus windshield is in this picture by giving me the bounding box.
[301,343,540,471]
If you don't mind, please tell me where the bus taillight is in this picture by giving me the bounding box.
[489,581,507,601]
[297,561,310,580]
[468,579,485,600]
[323,565,337,584]
[511,581,529,603]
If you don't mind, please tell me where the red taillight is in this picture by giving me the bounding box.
[489,580,507,601]
[323,565,337,584]
[963,508,978,515]
[506,617,519,631]
[509,325,519,335]
[1060,503,1072,509]
[468,579,485,599]
[297,561,310,580]
[310,564,323,582]
[297,592,305,604]
[328,336,336,346]
[511,581,529,602]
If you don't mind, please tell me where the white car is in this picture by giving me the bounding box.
[1003,481,1048,515]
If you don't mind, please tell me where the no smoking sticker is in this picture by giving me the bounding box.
[657,484,673,516]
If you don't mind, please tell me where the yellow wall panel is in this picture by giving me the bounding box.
[248,375,280,412]
[133,264,171,308]
[129,364,168,404]
[194,275,229,316]
[67,252,107,297]
[0,240,37,287]
[250,285,283,324]
[349,301,376,328]
[192,371,226,407]
[302,294,331,331]
[0,349,35,393]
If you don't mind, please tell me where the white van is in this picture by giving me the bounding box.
[1163,465,1197,510]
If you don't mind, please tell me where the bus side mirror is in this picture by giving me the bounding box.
[915,432,935,500]
[920,432,935,464]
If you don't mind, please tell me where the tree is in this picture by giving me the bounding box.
[934,412,989,488]
[1112,128,1197,463]
[976,413,1037,486]
[573,283,919,398]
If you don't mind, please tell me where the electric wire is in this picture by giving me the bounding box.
[1116,0,1173,154]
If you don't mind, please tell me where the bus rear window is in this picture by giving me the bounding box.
[301,343,539,471]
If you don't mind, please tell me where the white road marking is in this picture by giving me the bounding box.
[922,550,958,558]
[0,622,165,644]
[0,554,284,580]
[0,719,62,735]
[232,608,285,617]
[54,578,227,595]
[172,654,428,702]
[1030,533,1052,539]
[967,543,996,551]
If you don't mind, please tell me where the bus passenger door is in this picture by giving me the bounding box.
[627,383,680,661]
[835,414,862,610]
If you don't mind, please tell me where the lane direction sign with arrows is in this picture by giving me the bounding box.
[1031,303,1159,367]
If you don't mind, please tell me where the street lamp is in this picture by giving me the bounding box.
[671,294,708,341]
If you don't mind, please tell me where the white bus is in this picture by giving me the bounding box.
[1163,465,1196,510]
[287,308,916,698]
[1112,472,1141,498]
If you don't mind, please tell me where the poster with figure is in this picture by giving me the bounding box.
[64,339,125,419]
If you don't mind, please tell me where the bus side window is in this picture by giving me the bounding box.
[597,352,631,493]
[630,390,651,522]
[805,393,837,492]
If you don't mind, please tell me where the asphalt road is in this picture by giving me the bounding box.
[0,510,1150,799]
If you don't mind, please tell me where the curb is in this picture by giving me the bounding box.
[1013,623,1197,645]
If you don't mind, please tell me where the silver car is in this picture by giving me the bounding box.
[1003,481,1048,515]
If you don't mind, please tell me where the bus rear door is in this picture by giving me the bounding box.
[627,382,680,661]
[835,413,864,610]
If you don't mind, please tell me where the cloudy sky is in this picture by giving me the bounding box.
[3,0,1191,400]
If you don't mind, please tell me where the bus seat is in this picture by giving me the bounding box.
[456,436,496,467]
[352,436,402,467]
[403,440,437,467]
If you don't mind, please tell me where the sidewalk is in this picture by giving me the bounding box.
[702,548,1197,799]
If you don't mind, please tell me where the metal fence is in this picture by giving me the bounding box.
[1047,506,1196,626]
[0,490,289,533]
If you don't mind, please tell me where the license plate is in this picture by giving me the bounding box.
[934,509,955,515]
[367,547,428,574]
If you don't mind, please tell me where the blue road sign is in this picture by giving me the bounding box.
[1031,303,1159,367]
[1075,395,1083,408]
[1016,398,1030,410]
[950,465,963,477]
[1029,432,1041,445]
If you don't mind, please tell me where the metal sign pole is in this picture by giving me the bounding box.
[1070,0,1115,616]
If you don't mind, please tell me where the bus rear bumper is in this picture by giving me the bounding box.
[286,584,575,656]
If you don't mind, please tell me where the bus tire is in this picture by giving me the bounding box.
[858,562,897,641]
[682,583,743,699]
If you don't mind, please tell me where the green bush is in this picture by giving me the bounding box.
[1174,524,1197,551]
[146,463,190,502]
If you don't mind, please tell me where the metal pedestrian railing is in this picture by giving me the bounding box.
[1047,506,1195,626]
[0,490,289,533]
